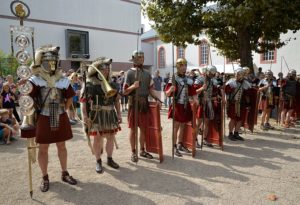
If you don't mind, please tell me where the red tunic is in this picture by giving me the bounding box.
[194,84,220,119]
[165,83,196,123]
[123,83,153,129]
[225,84,249,122]
[31,84,75,144]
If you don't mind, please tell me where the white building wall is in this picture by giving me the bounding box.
[143,30,300,77]
[141,42,154,68]
[0,0,141,69]
[253,30,300,76]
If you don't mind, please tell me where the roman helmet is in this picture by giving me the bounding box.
[288,69,297,80]
[131,50,144,66]
[202,65,217,78]
[32,45,60,75]
[242,66,250,75]
[234,67,245,81]
[207,65,217,75]
[176,58,187,69]
[87,57,113,78]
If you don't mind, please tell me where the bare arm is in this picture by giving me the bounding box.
[114,94,122,123]
[165,85,175,97]
[80,101,88,120]
[123,81,139,96]
[149,88,160,101]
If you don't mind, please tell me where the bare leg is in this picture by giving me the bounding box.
[139,127,146,150]
[265,108,271,123]
[173,121,180,144]
[93,134,103,160]
[281,109,287,125]
[4,128,11,144]
[286,109,294,125]
[228,119,235,133]
[129,128,136,152]
[38,144,50,176]
[261,109,267,125]
[56,141,68,172]
[105,134,114,157]
[235,121,241,133]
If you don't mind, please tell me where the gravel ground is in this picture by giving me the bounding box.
[0,109,299,205]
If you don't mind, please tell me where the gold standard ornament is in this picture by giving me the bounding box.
[10,1,37,199]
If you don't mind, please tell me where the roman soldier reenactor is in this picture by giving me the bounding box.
[258,70,277,130]
[123,50,162,162]
[225,67,252,141]
[194,66,224,148]
[280,69,299,128]
[165,58,198,157]
[23,45,77,192]
[80,57,121,173]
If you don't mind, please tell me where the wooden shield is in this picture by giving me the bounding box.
[206,101,223,149]
[244,88,259,132]
[182,102,197,157]
[145,101,164,163]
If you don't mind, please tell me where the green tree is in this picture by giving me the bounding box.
[142,0,300,72]
[0,50,19,79]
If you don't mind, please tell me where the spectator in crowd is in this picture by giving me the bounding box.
[0,109,12,145]
[10,84,21,124]
[117,70,128,112]
[6,75,16,88]
[277,72,284,87]
[0,82,15,118]
[153,70,163,102]
[112,75,120,92]
[215,72,223,86]
[220,72,225,81]
[163,72,171,108]
[256,67,263,78]
[68,72,81,125]
[5,75,21,124]
[0,109,19,145]
[258,72,265,81]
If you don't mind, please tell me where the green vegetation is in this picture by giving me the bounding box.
[0,50,19,79]
[142,0,300,72]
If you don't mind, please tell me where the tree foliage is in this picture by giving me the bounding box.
[142,0,300,70]
[0,50,19,79]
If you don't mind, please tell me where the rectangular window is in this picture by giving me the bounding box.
[200,44,208,65]
[65,29,89,58]
[159,49,165,68]
[260,40,276,64]
[178,47,185,59]
[263,50,274,61]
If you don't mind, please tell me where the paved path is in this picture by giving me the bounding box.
[0,111,299,205]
